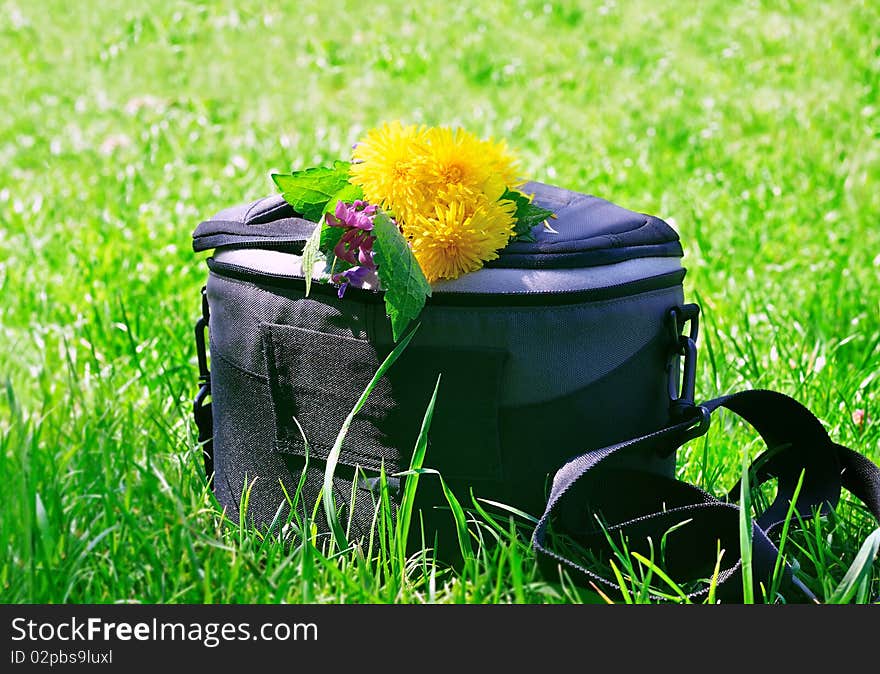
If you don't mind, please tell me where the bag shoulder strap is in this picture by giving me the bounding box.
[532,389,880,603]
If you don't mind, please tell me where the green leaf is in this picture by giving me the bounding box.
[320,225,345,253]
[300,217,323,297]
[271,161,352,221]
[502,188,555,241]
[371,211,432,341]
[322,182,364,216]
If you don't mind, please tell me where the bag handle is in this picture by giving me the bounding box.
[532,388,880,602]
[192,194,316,253]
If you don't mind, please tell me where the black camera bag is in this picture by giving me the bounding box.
[192,181,880,601]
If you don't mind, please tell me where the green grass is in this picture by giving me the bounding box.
[1,0,879,604]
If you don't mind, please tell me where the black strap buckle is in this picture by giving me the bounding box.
[193,286,213,478]
[667,304,707,438]
[195,286,210,387]
[668,303,700,344]
[679,404,711,444]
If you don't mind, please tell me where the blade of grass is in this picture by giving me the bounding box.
[633,541,655,604]
[768,468,806,602]
[475,498,539,524]
[630,551,689,603]
[607,560,631,604]
[322,324,419,551]
[395,373,441,572]
[507,518,526,603]
[827,527,880,604]
[659,518,693,570]
[471,491,522,540]
[706,541,724,605]
[412,468,473,569]
[739,448,755,603]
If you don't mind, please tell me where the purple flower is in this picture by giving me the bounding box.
[333,228,368,265]
[357,235,374,266]
[324,199,380,298]
[326,200,377,231]
[332,263,379,298]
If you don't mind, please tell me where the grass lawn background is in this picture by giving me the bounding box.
[1,0,878,603]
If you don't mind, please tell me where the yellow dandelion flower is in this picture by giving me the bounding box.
[349,121,432,220]
[479,136,522,191]
[410,127,519,203]
[408,186,517,283]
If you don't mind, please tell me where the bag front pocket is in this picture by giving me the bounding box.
[261,322,507,481]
